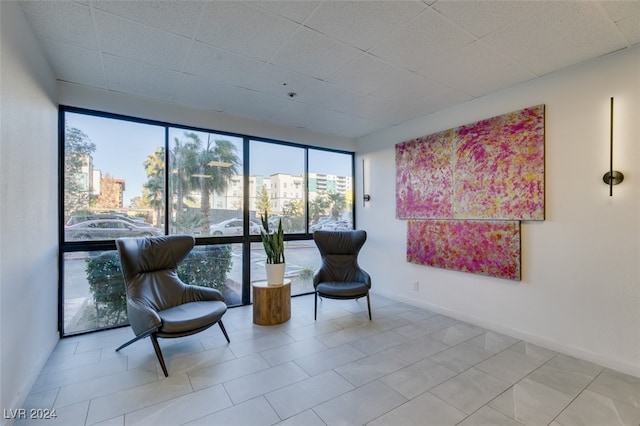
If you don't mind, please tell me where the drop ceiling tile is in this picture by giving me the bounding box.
[92,0,205,38]
[273,102,319,129]
[183,42,265,87]
[328,54,420,96]
[616,15,640,45]
[369,71,447,106]
[95,11,190,70]
[38,39,106,89]
[483,2,626,76]
[270,27,362,80]
[600,1,640,22]
[417,41,535,98]
[220,89,293,123]
[174,74,237,112]
[340,95,424,125]
[104,55,178,101]
[196,2,299,62]
[19,1,97,49]
[298,82,367,111]
[304,108,386,138]
[249,1,320,24]
[370,8,475,72]
[432,1,549,38]
[304,1,426,51]
[246,64,322,100]
[395,88,472,116]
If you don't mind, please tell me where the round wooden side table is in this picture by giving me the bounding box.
[252,279,291,326]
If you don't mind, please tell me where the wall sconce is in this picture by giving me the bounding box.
[362,159,371,206]
[603,97,624,196]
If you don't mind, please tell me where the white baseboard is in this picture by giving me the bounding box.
[372,289,640,379]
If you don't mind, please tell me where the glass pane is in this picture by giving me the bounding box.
[250,240,320,299]
[250,141,305,233]
[308,150,354,232]
[168,129,243,237]
[63,250,127,334]
[63,243,242,335]
[63,113,165,241]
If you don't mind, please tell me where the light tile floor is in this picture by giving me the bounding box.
[16,294,640,426]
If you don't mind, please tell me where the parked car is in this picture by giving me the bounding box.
[65,219,162,241]
[66,213,152,227]
[210,219,260,236]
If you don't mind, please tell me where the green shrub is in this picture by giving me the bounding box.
[85,244,232,328]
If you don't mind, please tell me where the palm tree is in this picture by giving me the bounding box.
[327,191,346,220]
[196,134,240,234]
[143,147,165,226]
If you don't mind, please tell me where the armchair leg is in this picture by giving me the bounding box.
[366,293,372,321]
[218,320,230,343]
[150,333,169,377]
[314,291,318,321]
[115,330,154,352]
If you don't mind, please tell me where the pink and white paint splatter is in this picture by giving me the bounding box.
[407,220,521,281]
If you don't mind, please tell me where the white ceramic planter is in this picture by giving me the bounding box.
[266,263,286,286]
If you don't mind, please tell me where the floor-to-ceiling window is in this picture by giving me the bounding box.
[60,107,354,335]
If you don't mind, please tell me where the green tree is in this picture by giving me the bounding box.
[255,184,271,216]
[310,193,330,223]
[328,191,346,220]
[174,132,240,235]
[64,126,96,219]
[143,147,165,226]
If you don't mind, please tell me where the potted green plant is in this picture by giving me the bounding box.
[260,211,286,285]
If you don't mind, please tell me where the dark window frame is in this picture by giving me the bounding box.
[58,105,355,335]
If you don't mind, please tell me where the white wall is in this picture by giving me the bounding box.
[57,82,357,152]
[356,47,640,377]
[0,2,59,421]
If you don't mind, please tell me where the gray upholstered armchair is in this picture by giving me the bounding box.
[312,230,371,320]
[115,235,230,376]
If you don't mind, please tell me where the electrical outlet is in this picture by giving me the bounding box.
[412,281,419,291]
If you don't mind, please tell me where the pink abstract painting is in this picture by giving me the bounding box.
[396,105,544,220]
[407,220,521,280]
[396,129,454,219]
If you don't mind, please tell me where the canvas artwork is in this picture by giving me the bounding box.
[396,105,545,280]
[407,219,521,281]
[396,105,545,221]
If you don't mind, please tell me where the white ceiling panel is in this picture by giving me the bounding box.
[249,1,320,24]
[18,0,639,140]
[483,2,626,76]
[195,2,299,62]
[432,1,550,38]
[39,39,106,89]
[418,41,535,98]
[183,42,265,87]
[246,64,323,100]
[339,94,424,126]
[370,8,475,72]
[174,74,236,112]
[272,28,360,80]
[220,89,294,124]
[304,1,426,51]
[270,27,362,80]
[600,1,640,22]
[92,0,205,38]
[95,10,191,70]
[103,55,178,102]
[616,15,640,45]
[329,53,419,96]
[19,1,97,50]
[299,82,367,112]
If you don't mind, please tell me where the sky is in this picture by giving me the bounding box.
[66,112,352,207]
